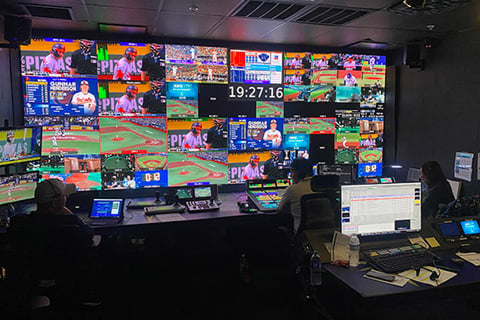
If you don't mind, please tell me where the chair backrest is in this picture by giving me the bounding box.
[299,192,336,235]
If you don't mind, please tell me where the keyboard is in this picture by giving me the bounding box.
[364,245,438,274]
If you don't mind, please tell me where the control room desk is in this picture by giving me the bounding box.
[86,192,278,236]
[310,244,480,320]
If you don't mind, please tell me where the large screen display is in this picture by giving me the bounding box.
[20,37,386,188]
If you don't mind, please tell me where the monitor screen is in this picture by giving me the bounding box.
[0,127,42,166]
[439,221,461,237]
[460,220,480,235]
[0,172,39,206]
[194,186,212,199]
[341,182,422,236]
[90,199,123,218]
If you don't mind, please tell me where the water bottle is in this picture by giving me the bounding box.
[349,234,360,267]
[310,251,322,286]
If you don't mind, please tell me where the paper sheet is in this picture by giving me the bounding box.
[456,252,480,266]
[331,231,350,262]
[399,266,457,287]
[408,235,429,248]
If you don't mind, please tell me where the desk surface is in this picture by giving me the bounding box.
[84,192,277,233]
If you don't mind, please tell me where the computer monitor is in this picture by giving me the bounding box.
[341,182,422,236]
[0,171,39,206]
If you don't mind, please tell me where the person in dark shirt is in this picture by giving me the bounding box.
[301,52,312,69]
[301,69,311,85]
[262,150,286,180]
[205,118,227,149]
[9,178,93,250]
[141,79,167,115]
[69,39,97,75]
[141,43,166,81]
[421,161,455,220]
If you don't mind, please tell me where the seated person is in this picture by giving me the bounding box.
[277,158,316,235]
[8,179,99,304]
[421,161,455,220]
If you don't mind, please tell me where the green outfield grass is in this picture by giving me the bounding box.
[167,100,198,117]
[135,154,167,170]
[103,155,131,171]
[0,182,36,205]
[42,131,100,156]
[335,150,357,164]
[99,117,167,153]
[284,123,310,134]
[168,152,227,186]
[310,88,329,101]
[256,102,283,118]
[359,149,383,163]
[310,119,334,133]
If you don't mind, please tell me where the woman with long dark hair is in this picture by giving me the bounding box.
[421,161,454,219]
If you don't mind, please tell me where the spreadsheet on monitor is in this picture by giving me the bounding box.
[341,182,422,236]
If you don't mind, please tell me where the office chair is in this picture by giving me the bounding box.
[7,216,102,318]
[298,192,336,236]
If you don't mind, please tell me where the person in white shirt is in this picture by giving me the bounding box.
[115,85,139,114]
[113,47,137,80]
[343,57,356,70]
[71,81,97,115]
[182,122,204,150]
[40,43,66,74]
[263,119,282,148]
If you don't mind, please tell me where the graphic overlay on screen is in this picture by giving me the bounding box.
[228,150,271,184]
[0,127,41,166]
[24,76,98,116]
[0,172,39,206]
[167,82,198,118]
[97,41,148,80]
[460,220,480,235]
[230,50,282,84]
[168,118,227,151]
[165,45,227,83]
[228,118,283,150]
[99,116,167,154]
[167,151,227,186]
[90,199,123,218]
[98,81,150,115]
[21,38,83,76]
[134,153,168,188]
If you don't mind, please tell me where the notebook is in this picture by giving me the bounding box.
[86,198,124,225]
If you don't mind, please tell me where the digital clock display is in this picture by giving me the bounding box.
[358,163,382,178]
[228,84,284,101]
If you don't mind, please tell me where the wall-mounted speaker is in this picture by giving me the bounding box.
[4,16,32,45]
[403,42,425,69]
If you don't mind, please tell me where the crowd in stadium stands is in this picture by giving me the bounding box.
[126,117,166,130]
[188,151,228,164]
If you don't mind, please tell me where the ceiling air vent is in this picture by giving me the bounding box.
[389,0,471,15]
[24,4,73,20]
[294,6,370,26]
[233,1,306,20]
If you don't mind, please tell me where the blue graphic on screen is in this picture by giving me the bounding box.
[460,220,480,235]
[358,163,382,177]
[23,76,98,116]
[90,199,123,218]
[228,118,283,150]
[284,134,309,150]
[134,170,168,188]
[166,82,198,100]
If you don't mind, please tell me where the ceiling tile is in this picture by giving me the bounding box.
[208,16,285,43]
[151,12,225,38]
[162,0,243,16]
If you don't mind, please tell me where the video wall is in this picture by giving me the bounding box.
[20,38,385,191]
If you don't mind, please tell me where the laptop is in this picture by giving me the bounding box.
[86,198,124,226]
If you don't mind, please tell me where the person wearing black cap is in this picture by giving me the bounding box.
[277,158,315,235]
